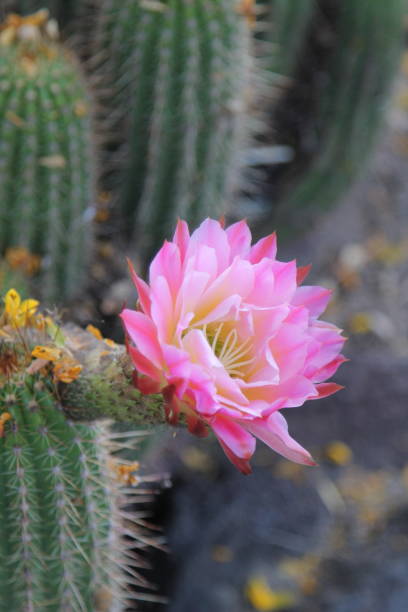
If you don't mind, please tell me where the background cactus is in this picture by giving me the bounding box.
[0,11,94,302]
[94,0,251,263]
[254,0,406,233]
[0,288,167,611]
[256,0,314,77]
[1,1,81,29]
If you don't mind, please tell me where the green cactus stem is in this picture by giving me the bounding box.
[94,0,250,263]
[0,11,95,301]
[0,289,167,611]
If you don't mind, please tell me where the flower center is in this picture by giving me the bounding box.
[203,322,254,378]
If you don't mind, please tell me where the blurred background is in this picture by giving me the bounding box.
[1,1,408,611]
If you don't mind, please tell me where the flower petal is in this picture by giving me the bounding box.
[211,414,256,460]
[249,232,277,263]
[246,412,316,465]
[120,309,163,367]
[127,258,151,315]
[292,286,332,317]
[226,219,252,258]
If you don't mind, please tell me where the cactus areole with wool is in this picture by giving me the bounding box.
[121,218,346,474]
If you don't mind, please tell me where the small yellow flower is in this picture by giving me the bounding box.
[53,358,82,384]
[3,289,39,327]
[31,345,62,362]
[86,324,103,340]
[86,323,116,348]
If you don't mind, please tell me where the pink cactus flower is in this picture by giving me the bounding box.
[121,219,346,474]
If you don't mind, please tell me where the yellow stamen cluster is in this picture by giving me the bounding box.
[203,322,255,378]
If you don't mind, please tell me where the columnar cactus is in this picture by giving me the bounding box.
[0,289,167,611]
[256,0,314,77]
[94,0,251,262]
[259,0,405,226]
[0,11,94,301]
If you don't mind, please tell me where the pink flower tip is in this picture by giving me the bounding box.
[122,218,346,474]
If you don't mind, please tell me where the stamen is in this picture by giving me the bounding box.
[211,322,224,352]
[203,322,255,378]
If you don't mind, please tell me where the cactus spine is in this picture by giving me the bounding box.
[95,0,250,262]
[0,288,167,611]
[0,11,94,301]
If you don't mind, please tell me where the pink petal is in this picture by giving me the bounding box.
[120,309,163,367]
[226,219,252,259]
[292,286,332,317]
[176,270,211,329]
[211,414,256,460]
[182,329,221,369]
[218,440,252,475]
[192,294,241,327]
[127,345,162,382]
[194,258,254,323]
[185,244,218,280]
[311,355,348,383]
[249,232,277,263]
[173,219,190,263]
[127,259,151,315]
[149,241,181,297]
[246,412,316,466]
[313,382,344,399]
[269,260,298,305]
[187,218,231,272]
[296,264,312,285]
[150,275,175,342]
[269,322,310,381]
